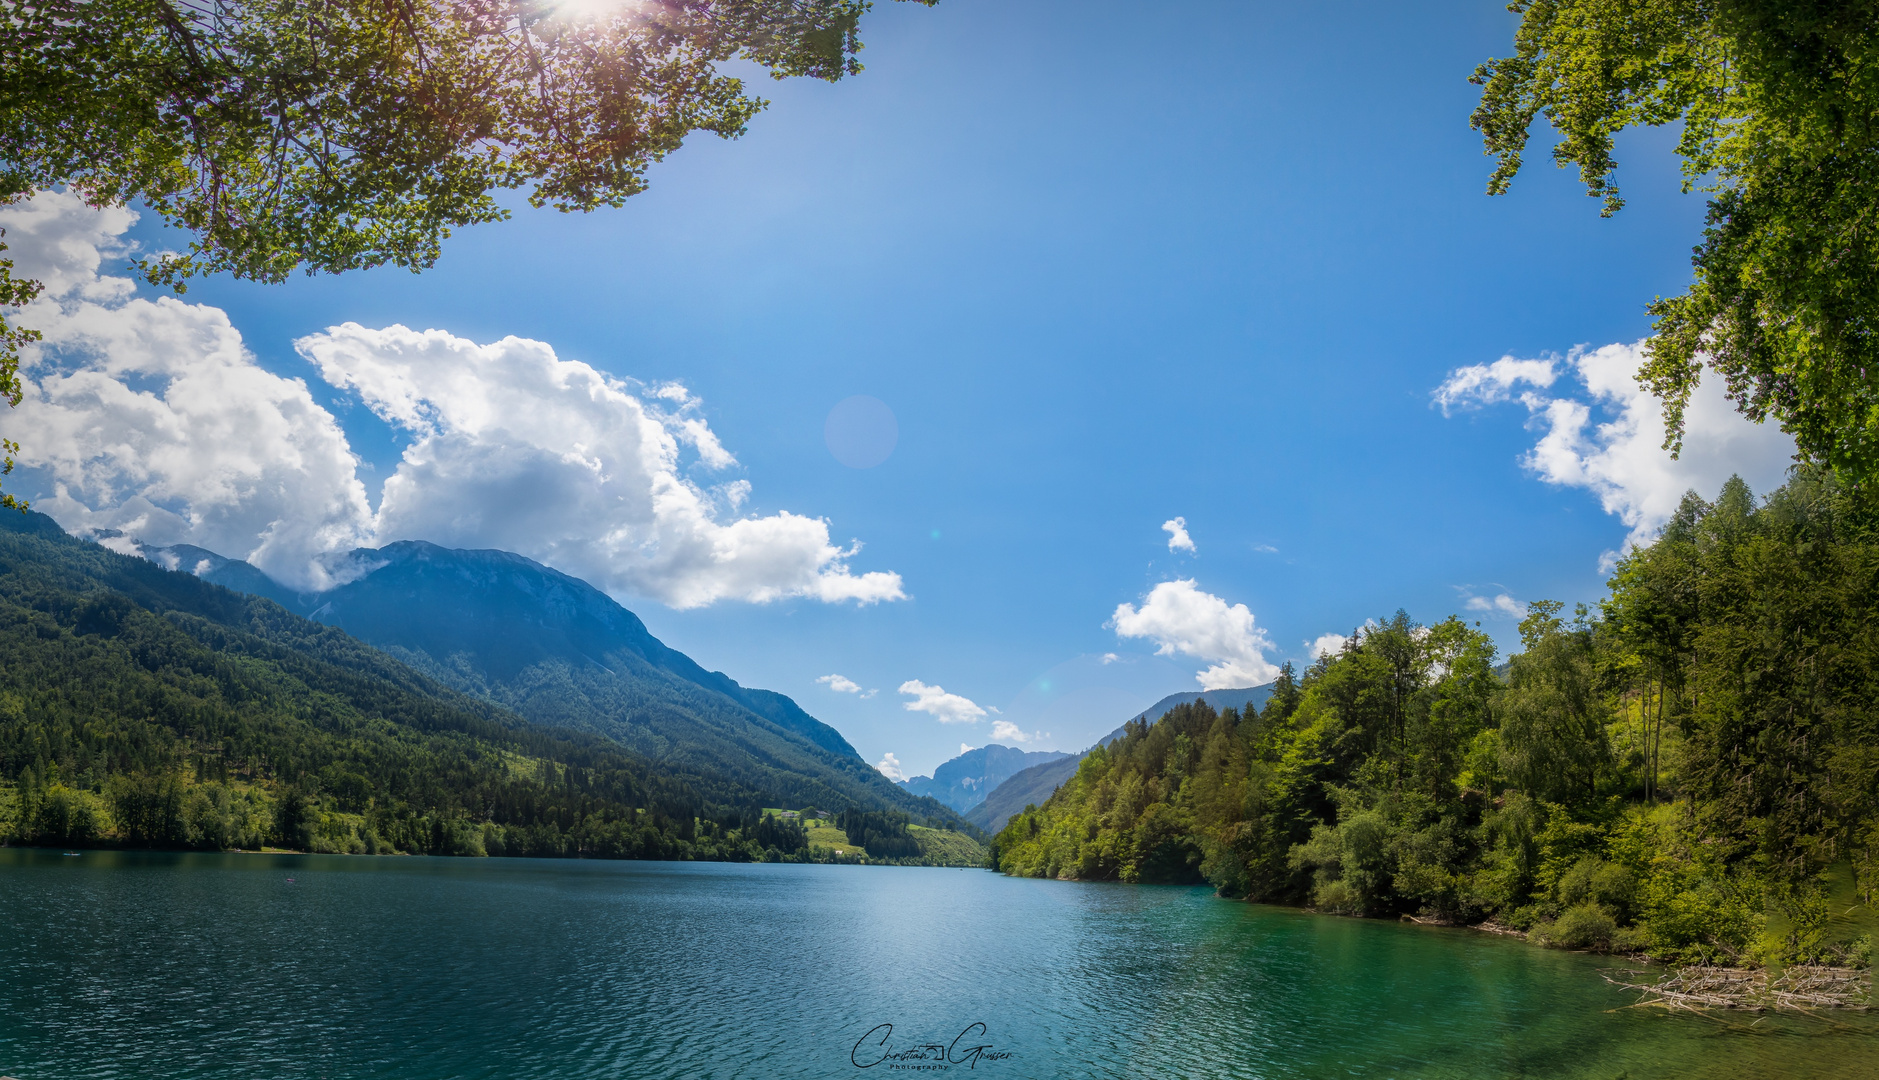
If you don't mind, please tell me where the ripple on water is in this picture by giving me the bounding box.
[0,850,1873,1080]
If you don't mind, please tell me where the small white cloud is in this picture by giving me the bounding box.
[1307,632,1349,660]
[817,674,863,694]
[1461,591,1522,617]
[1111,579,1280,690]
[1432,356,1557,415]
[1100,652,1120,665]
[1435,341,1794,563]
[717,479,751,510]
[959,743,975,755]
[1252,543,1278,554]
[672,415,737,470]
[897,680,987,725]
[94,534,144,558]
[1162,516,1196,553]
[874,752,907,782]
[990,720,1035,744]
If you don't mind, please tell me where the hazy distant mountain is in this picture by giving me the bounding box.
[964,683,1276,833]
[1120,685,1275,729]
[155,539,961,821]
[897,744,1073,813]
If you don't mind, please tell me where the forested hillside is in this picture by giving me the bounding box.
[0,512,972,862]
[184,539,950,819]
[966,685,1274,833]
[995,471,1878,967]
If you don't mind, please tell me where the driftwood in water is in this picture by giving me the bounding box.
[1771,966,1875,1010]
[1602,965,1872,1011]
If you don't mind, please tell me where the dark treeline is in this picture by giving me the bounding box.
[836,807,924,860]
[0,513,933,863]
[996,470,1878,967]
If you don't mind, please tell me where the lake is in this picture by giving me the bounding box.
[0,849,1871,1079]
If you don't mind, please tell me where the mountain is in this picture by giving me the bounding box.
[161,539,960,824]
[0,510,755,856]
[897,744,1072,813]
[1121,685,1275,728]
[965,683,1275,833]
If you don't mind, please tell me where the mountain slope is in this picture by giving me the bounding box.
[0,511,780,857]
[965,684,1275,833]
[177,540,959,823]
[1122,686,1276,729]
[897,743,1072,813]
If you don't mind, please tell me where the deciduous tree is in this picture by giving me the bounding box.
[1473,1,1879,477]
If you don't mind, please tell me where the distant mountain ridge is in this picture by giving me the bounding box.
[897,744,1072,813]
[965,683,1275,833]
[142,538,960,823]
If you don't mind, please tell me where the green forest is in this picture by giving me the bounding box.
[994,470,1878,967]
[0,511,979,864]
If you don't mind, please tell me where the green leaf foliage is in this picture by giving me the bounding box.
[995,468,1879,966]
[0,0,935,503]
[0,0,930,286]
[1473,1,1879,478]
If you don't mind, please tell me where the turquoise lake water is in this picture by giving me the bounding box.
[0,849,1872,1079]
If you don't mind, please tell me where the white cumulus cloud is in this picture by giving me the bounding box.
[0,192,373,591]
[897,680,987,725]
[1432,356,1557,414]
[1111,579,1281,690]
[297,323,905,609]
[1462,591,1522,618]
[990,720,1042,744]
[1435,341,1795,563]
[874,752,907,782]
[1162,516,1196,553]
[0,194,903,608]
[818,674,863,694]
[1307,632,1349,660]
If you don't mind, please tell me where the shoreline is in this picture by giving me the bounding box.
[0,841,991,870]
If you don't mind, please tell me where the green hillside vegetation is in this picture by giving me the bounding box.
[907,824,991,868]
[799,817,862,859]
[0,513,967,865]
[234,541,959,822]
[995,470,1879,968]
[757,806,987,866]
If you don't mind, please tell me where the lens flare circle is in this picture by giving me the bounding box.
[825,395,898,469]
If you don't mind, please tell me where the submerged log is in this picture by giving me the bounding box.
[1771,966,1875,1011]
[1601,965,1873,1011]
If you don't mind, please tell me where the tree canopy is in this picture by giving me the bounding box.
[994,469,1879,965]
[0,0,929,505]
[1473,1,1879,479]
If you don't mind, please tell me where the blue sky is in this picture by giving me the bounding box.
[3,0,1799,778]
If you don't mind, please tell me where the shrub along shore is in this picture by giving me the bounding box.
[994,470,1877,993]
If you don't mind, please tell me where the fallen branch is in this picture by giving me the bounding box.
[1601,965,1872,1011]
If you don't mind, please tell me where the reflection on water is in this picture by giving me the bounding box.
[0,848,1872,1079]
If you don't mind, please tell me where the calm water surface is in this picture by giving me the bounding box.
[0,849,1872,1079]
